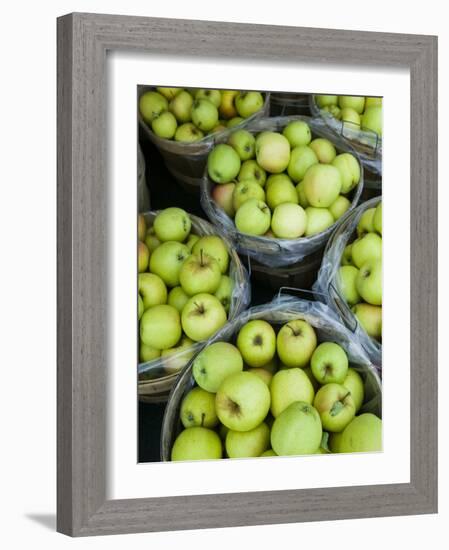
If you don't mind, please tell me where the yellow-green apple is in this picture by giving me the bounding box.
[238,160,267,187]
[185,234,200,251]
[151,111,177,139]
[180,387,219,429]
[212,182,236,217]
[174,122,204,142]
[236,319,276,368]
[303,366,320,392]
[138,241,150,272]
[282,120,312,147]
[266,177,298,210]
[296,181,309,208]
[259,356,279,374]
[341,243,354,266]
[303,164,342,207]
[304,207,334,236]
[149,241,190,287]
[139,342,161,363]
[193,341,243,392]
[140,304,181,350]
[352,303,382,340]
[192,235,229,274]
[357,208,376,236]
[255,132,291,173]
[195,89,221,107]
[225,422,270,458]
[322,104,342,119]
[287,145,319,183]
[309,138,337,163]
[235,91,264,118]
[139,91,168,123]
[138,272,168,309]
[340,107,361,129]
[179,253,221,296]
[191,98,218,131]
[181,293,227,342]
[247,368,273,386]
[144,229,161,255]
[351,233,382,268]
[337,265,361,306]
[331,153,361,194]
[208,144,241,184]
[365,97,382,108]
[339,413,382,452]
[169,90,193,123]
[228,129,256,161]
[167,286,189,313]
[214,275,233,313]
[373,202,382,234]
[271,203,307,239]
[313,383,356,432]
[153,207,191,242]
[329,195,351,220]
[227,116,244,128]
[156,87,181,100]
[219,90,239,119]
[277,319,317,367]
[235,199,271,236]
[338,95,365,114]
[342,368,365,413]
[260,448,277,457]
[311,342,348,384]
[215,371,271,431]
[356,259,382,305]
[265,173,292,190]
[270,368,315,417]
[138,295,144,320]
[271,401,322,456]
[171,426,222,461]
[232,180,266,211]
[328,431,344,452]
[138,214,146,241]
[316,95,338,108]
[208,123,227,135]
[161,336,195,374]
[361,106,382,136]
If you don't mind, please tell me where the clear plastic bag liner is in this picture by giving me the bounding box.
[161,294,382,460]
[200,115,364,267]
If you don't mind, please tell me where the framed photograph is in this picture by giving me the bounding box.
[57,12,437,536]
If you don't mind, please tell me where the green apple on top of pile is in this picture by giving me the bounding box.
[315,95,382,137]
[207,120,360,239]
[337,201,382,343]
[170,317,382,461]
[139,87,265,142]
[138,207,236,374]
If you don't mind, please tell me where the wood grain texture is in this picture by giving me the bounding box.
[57,12,438,537]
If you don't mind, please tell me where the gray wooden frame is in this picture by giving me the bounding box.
[57,12,438,537]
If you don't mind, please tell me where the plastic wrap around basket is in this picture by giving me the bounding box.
[138,144,151,212]
[313,196,382,366]
[269,92,312,117]
[200,115,364,268]
[138,87,270,189]
[160,295,382,461]
[138,210,251,401]
[309,95,382,177]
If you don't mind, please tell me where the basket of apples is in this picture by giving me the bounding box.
[200,116,364,267]
[309,95,382,176]
[138,207,251,403]
[138,87,270,190]
[161,296,382,461]
[313,197,382,366]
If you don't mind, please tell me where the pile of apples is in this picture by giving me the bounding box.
[139,87,265,142]
[170,317,382,460]
[315,95,382,138]
[138,207,236,371]
[208,120,360,239]
[337,201,382,342]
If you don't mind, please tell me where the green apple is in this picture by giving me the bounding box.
[255,132,291,174]
[296,181,309,208]
[140,304,181,350]
[270,368,315,417]
[138,295,144,320]
[144,229,161,255]
[373,202,382,234]
[185,234,200,251]
[265,173,292,190]
[191,98,219,131]
[169,90,193,123]
[179,253,221,296]
[260,449,277,457]
[212,182,236,217]
[151,110,177,139]
[282,120,312,147]
[215,371,271,431]
[139,91,168,123]
[193,341,243,392]
[153,207,191,243]
[351,233,382,268]
[271,401,322,456]
[228,129,256,161]
[180,387,219,429]
[313,383,356,432]
[235,199,271,236]
[195,89,222,107]
[139,342,161,363]
[208,144,241,184]
[138,272,168,309]
[238,160,267,187]
[149,241,190,287]
[343,368,365,413]
[219,90,239,119]
[356,259,382,305]
[357,208,376,236]
[192,235,229,274]
[247,368,273,386]
[329,195,351,220]
[138,214,146,241]
[352,303,382,340]
[331,153,361,194]
[277,319,317,368]
[266,177,298,210]
[311,342,348,384]
[361,106,382,136]
[232,180,266,211]
[340,107,361,129]
[271,203,307,239]
[235,91,264,118]
[181,293,227,342]
[304,207,334,236]
[337,265,361,306]
[174,122,204,142]
[365,97,382,108]
[227,116,244,128]
[167,286,189,313]
[226,422,270,458]
[161,336,195,374]
[214,275,233,313]
[338,95,365,114]
[303,366,320,392]
[259,356,279,374]
[322,104,342,119]
[208,122,227,135]
[316,95,338,108]
[237,319,276,368]
[156,87,182,100]
[138,241,150,272]
[309,138,336,164]
[341,243,354,266]
[328,431,344,453]
[303,164,342,207]
[287,145,319,183]
[171,427,222,461]
[339,413,382,453]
